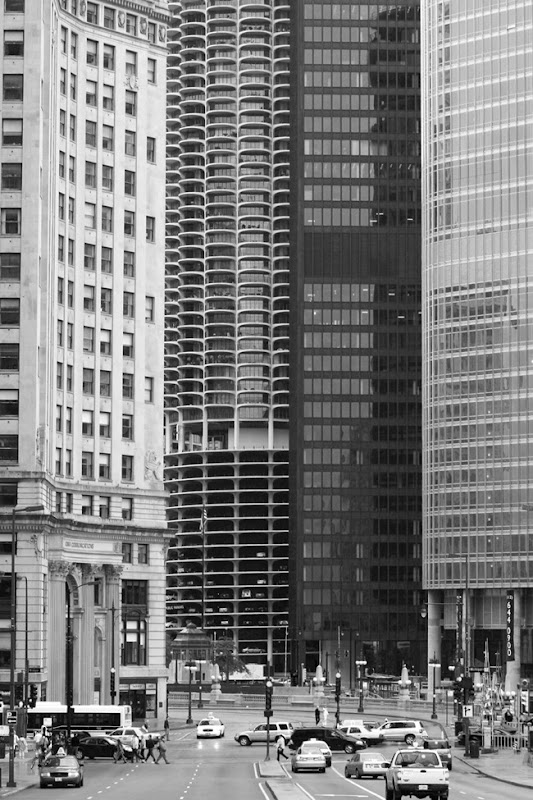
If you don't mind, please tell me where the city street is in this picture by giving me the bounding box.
[6,707,532,800]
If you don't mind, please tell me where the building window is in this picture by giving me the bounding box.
[100,369,111,397]
[70,32,78,59]
[65,406,72,433]
[85,202,96,228]
[58,235,64,262]
[121,498,133,521]
[124,210,135,237]
[144,376,153,403]
[3,74,23,101]
[124,170,135,196]
[67,237,74,265]
[86,1,98,24]
[85,160,96,187]
[101,205,113,232]
[123,250,135,276]
[0,435,18,463]
[70,72,76,101]
[100,328,111,355]
[122,579,147,607]
[102,124,114,151]
[66,364,73,392]
[83,284,95,311]
[123,332,134,358]
[83,326,94,352]
[122,372,134,399]
[102,83,114,110]
[1,163,22,190]
[4,30,24,57]
[0,480,17,506]
[2,119,22,146]
[0,343,19,371]
[102,164,113,191]
[125,130,136,156]
[67,280,74,308]
[58,193,65,220]
[0,298,19,325]
[0,389,18,417]
[65,491,73,511]
[55,491,62,513]
[101,287,112,314]
[99,453,111,479]
[0,254,20,281]
[67,322,73,349]
[122,455,133,482]
[82,367,94,394]
[5,0,25,9]
[146,217,155,242]
[69,114,76,141]
[146,136,155,163]
[59,151,65,178]
[99,496,110,518]
[122,414,133,440]
[81,495,93,515]
[101,246,112,273]
[147,22,156,44]
[55,448,62,475]
[56,362,63,389]
[123,291,134,318]
[57,319,64,347]
[147,58,156,83]
[86,79,97,106]
[138,544,149,564]
[85,120,96,148]
[145,296,154,322]
[103,6,115,28]
[69,156,75,183]
[103,44,114,70]
[122,542,132,563]
[99,411,111,438]
[1,208,21,235]
[68,196,75,224]
[59,110,65,137]
[125,90,136,116]
[81,409,94,436]
[125,50,137,76]
[125,14,137,35]
[86,39,98,65]
[57,277,64,305]
[84,243,96,270]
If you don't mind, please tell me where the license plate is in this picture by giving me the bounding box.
[54,778,62,782]
[419,785,428,790]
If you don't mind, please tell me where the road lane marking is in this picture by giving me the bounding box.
[330,765,386,800]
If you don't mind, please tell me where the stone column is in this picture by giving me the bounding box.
[104,565,122,703]
[47,561,71,703]
[76,569,96,703]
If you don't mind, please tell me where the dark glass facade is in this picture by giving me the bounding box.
[289,1,425,680]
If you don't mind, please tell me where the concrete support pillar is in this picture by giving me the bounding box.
[47,563,69,703]
[104,566,122,704]
[76,581,95,703]
[505,589,522,692]
[427,590,442,699]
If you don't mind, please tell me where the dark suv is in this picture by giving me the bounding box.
[288,727,366,754]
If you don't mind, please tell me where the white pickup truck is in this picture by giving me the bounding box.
[385,748,449,800]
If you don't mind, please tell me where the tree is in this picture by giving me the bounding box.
[214,637,250,682]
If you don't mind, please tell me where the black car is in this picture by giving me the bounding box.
[76,736,118,759]
[288,727,366,754]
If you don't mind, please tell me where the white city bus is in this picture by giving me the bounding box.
[25,702,132,736]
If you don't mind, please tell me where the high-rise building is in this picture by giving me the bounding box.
[0,0,169,721]
[289,2,425,682]
[165,0,291,669]
[423,1,533,687]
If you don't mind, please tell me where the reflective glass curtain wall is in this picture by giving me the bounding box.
[290,1,424,678]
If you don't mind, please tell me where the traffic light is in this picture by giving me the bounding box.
[110,668,116,696]
[335,673,341,701]
[14,683,23,706]
[29,684,38,708]
[265,680,273,715]
[462,676,474,704]
[453,678,463,703]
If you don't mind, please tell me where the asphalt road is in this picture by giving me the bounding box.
[17,708,532,800]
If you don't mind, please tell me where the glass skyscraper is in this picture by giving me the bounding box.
[423,1,533,685]
[290,2,425,681]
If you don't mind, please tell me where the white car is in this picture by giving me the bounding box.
[109,726,159,746]
[197,716,225,738]
[338,721,384,746]
[299,738,332,767]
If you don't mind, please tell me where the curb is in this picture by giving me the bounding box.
[454,754,533,789]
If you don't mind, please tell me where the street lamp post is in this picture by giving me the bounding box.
[355,660,367,714]
[16,576,28,706]
[8,504,44,789]
[430,653,441,720]
[185,661,197,724]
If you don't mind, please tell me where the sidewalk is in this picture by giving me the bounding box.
[455,747,533,789]
[0,754,37,797]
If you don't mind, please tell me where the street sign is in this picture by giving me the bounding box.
[463,704,473,718]
[6,712,16,724]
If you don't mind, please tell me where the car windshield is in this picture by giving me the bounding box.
[300,748,322,756]
[44,757,79,768]
[362,753,385,762]
[397,752,439,767]
[425,740,450,749]
[199,719,221,726]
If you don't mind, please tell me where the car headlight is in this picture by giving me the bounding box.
[40,771,51,777]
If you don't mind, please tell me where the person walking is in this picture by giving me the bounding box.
[155,737,170,764]
[144,736,157,763]
[276,740,288,761]
[131,734,142,763]
[164,716,170,741]
[114,739,127,764]
[314,706,320,725]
